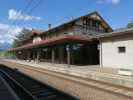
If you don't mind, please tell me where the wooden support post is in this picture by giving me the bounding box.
[59,46,64,63]
[27,51,30,61]
[99,41,103,68]
[12,51,14,59]
[27,50,31,62]
[51,48,55,63]
[36,49,40,63]
[33,50,36,62]
[46,49,48,59]
[66,45,71,67]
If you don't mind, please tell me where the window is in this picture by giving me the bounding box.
[96,21,100,27]
[33,36,42,44]
[118,47,126,53]
[92,20,96,27]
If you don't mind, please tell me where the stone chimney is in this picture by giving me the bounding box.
[48,24,52,30]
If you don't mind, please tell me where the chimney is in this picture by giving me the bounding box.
[48,24,52,30]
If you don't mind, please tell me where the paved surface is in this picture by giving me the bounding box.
[1,59,133,89]
[5,59,118,74]
[1,59,133,100]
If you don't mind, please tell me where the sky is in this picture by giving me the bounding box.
[0,0,133,44]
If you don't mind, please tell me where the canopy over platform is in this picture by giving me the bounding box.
[9,34,93,52]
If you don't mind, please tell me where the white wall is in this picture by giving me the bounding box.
[101,37,133,69]
[33,36,42,44]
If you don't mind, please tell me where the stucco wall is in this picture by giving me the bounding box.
[101,36,133,69]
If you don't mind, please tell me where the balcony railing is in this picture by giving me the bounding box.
[74,25,106,35]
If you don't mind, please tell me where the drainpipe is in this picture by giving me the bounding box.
[66,45,71,68]
[99,39,103,68]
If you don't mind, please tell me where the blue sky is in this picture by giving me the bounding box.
[0,0,133,44]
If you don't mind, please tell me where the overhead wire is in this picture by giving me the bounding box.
[7,0,36,42]
[17,0,43,27]
[11,0,35,26]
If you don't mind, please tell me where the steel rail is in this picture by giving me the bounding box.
[0,70,36,100]
[0,65,78,100]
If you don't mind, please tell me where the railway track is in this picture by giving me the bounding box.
[0,64,77,100]
[1,60,133,100]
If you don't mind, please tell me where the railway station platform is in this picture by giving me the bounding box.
[0,59,133,100]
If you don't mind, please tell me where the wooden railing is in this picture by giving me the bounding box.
[75,25,106,35]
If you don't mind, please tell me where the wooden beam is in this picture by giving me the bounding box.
[36,49,40,63]
[66,45,71,67]
[51,48,55,63]
[59,46,64,64]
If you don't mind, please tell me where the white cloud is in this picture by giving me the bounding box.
[8,9,41,21]
[97,0,120,4]
[0,23,22,44]
[111,0,120,4]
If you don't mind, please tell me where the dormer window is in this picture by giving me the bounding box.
[33,36,42,44]
[96,21,100,27]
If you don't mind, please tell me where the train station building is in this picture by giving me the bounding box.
[8,11,133,69]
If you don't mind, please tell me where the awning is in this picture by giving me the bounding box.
[8,34,92,51]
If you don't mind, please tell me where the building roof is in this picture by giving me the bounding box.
[96,27,133,39]
[9,11,113,51]
[30,29,44,37]
[9,27,133,52]
[39,11,113,36]
[18,29,44,43]
[9,34,91,51]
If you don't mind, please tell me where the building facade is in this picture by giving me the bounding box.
[9,11,133,69]
[9,11,113,66]
[99,28,133,69]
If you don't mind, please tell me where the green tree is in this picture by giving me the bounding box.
[127,21,133,28]
[12,28,32,48]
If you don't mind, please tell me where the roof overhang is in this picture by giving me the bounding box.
[96,28,133,40]
[39,11,113,37]
[8,35,92,52]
